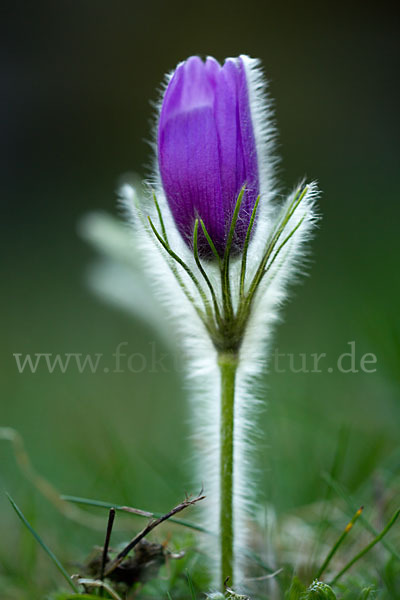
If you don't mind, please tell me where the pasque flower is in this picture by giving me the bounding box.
[83,54,319,592]
[158,56,259,257]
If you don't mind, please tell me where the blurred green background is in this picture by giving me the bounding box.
[1,0,399,595]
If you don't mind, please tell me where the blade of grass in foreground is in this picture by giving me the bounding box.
[55,594,99,600]
[329,508,400,585]
[316,506,363,579]
[186,570,196,600]
[6,493,79,593]
[61,494,208,533]
[322,472,400,562]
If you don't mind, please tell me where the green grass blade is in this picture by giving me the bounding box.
[61,494,209,533]
[316,506,363,579]
[186,570,196,600]
[55,595,99,599]
[358,588,375,600]
[322,472,400,562]
[329,508,400,585]
[7,493,79,592]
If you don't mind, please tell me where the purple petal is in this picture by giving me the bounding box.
[158,55,259,257]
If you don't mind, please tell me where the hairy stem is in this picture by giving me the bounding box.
[218,351,238,589]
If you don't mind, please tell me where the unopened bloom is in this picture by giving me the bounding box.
[158,56,259,257]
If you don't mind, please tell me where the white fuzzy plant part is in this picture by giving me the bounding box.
[83,55,319,590]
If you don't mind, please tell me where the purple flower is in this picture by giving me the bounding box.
[157,56,259,257]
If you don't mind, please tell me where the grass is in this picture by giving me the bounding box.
[2,334,399,600]
[1,427,399,599]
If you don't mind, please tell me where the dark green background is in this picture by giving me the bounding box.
[1,0,399,590]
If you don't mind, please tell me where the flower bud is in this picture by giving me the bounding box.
[157,55,259,257]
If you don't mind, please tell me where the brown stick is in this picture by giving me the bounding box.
[104,491,205,577]
[100,508,116,595]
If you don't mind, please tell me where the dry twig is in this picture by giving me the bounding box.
[104,491,205,577]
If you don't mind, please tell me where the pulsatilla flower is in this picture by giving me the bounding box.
[83,54,319,592]
[157,56,259,257]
